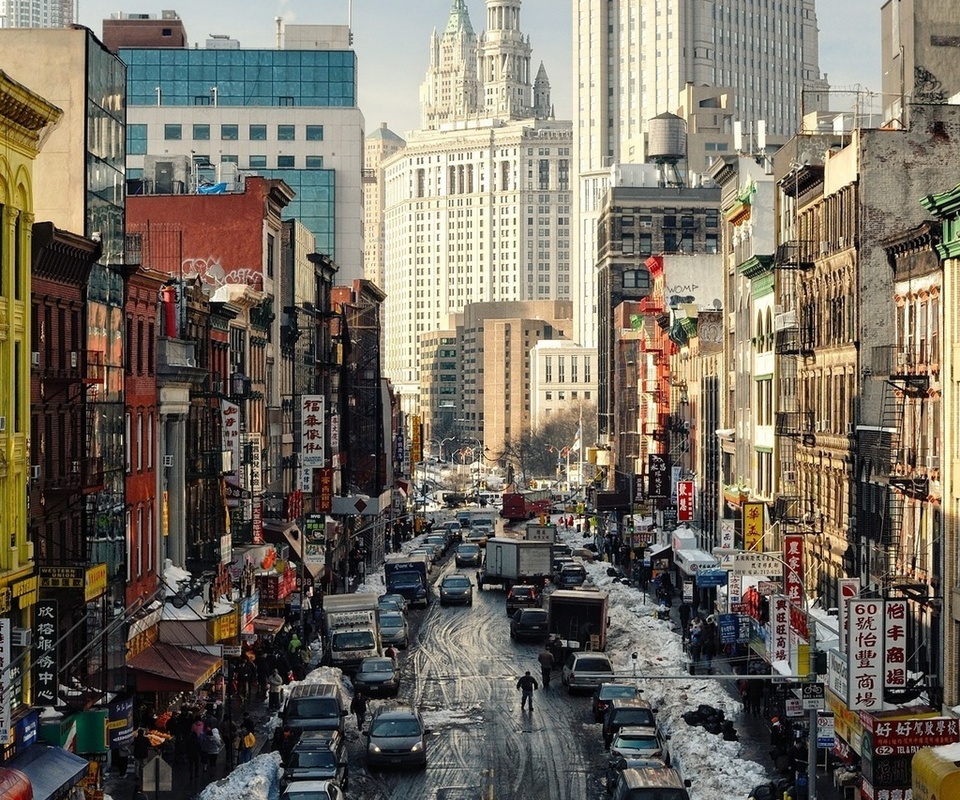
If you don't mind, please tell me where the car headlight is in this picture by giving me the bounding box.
[371,744,382,753]
[410,741,423,752]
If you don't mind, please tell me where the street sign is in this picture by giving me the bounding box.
[801,682,825,710]
[785,697,804,717]
[817,712,835,749]
[730,551,784,575]
[695,568,728,588]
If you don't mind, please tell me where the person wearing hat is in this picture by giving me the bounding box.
[267,668,284,710]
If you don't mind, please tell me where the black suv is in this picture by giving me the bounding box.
[282,730,349,789]
[510,608,549,641]
[505,584,540,615]
[603,698,657,749]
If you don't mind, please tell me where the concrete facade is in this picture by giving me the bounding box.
[363,123,405,290]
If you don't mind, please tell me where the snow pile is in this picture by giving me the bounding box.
[560,526,771,800]
[421,705,485,730]
[196,751,282,800]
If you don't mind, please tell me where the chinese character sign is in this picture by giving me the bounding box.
[783,534,807,638]
[301,396,326,468]
[837,578,859,655]
[770,595,790,664]
[0,618,9,743]
[410,415,421,463]
[677,481,694,522]
[847,599,884,711]
[34,600,58,706]
[221,401,241,486]
[720,519,736,550]
[743,502,765,552]
[317,467,333,513]
[883,600,908,689]
[647,454,669,498]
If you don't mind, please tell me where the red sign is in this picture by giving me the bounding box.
[252,501,263,544]
[783,534,808,639]
[676,481,694,522]
[317,467,333,513]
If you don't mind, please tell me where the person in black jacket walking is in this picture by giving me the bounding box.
[516,670,538,711]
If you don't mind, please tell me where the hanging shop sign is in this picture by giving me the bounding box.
[38,567,84,590]
[85,564,108,602]
[837,577,860,655]
[742,502,764,552]
[34,600,58,706]
[676,481,694,522]
[647,454,669,499]
[882,600,908,690]
[301,396,326,467]
[847,598,883,711]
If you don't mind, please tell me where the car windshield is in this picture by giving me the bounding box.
[331,630,375,650]
[457,545,480,554]
[615,733,660,750]
[291,750,337,768]
[512,587,534,597]
[360,659,394,673]
[520,611,547,622]
[379,613,403,627]
[370,718,421,737]
[284,791,333,800]
[601,685,637,700]
[444,577,471,588]
[577,658,612,672]
[288,698,339,719]
[614,709,656,726]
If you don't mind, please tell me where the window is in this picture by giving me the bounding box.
[306,125,324,141]
[305,156,324,169]
[163,123,182,140]
[249,155,267,169]
[128,124,147,155]
[249,124,267,140]
[278,124,295,140]
[267,233,275,278]
[125,412,132,472]
[277,155,295,168]
[193,123,210,140]
[147,412,154,469]
[623,270,651,290]
[221,155,239,165]
[221,124,238,140]
[137,412,144,471]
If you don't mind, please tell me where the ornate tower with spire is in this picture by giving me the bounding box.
[533,61,552,119]
[419,0,481,130]
[478,0,534,119]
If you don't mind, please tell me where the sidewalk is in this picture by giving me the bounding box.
[103,689,277,800]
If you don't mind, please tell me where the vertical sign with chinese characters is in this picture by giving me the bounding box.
[34,600,58,706]
[647,454,668,498]
[743,502,765,552]
[0,618,9,742]
[847,599,883,711]
[301,396,326,467]
[221,401,241,484]
[676,480,694,522]
[770,595,790,664]
[883,599,908,689]
[720,519,736,550]
[317,467,333,513]
[783,534,808,638]
[410,416,421,464]
[247,432,263,493]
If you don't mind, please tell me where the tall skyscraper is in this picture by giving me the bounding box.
[363,123,406,290]
[0,0,72,27]
[572,0,827,349]
[382,0,571,400]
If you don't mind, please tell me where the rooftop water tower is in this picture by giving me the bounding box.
[648,112,687,188]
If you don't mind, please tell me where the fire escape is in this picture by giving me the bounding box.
[772,240,814,529]
[862,344,931,591]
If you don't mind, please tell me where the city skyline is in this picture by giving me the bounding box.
[78,0,881,137]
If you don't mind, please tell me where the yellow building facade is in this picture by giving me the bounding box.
[0,70,61,718]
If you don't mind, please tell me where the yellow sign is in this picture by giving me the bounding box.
[743,502,765,552]
[411,416,422,463]
[162,491,169,537]
[13,576,38,608]
[209,611,239,642]
[827,690,863,756]
[0,588,10,615]
[85,564,108,602]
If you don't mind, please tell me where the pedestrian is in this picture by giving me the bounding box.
[516,670,538,710]
[201,724,223,773]
[133,728,150,781]
[702,615,719,674]
[350,691,368,728]
[678,602,692,641]
[688,618,703,675]
[537,647,554,688]
[267,668,284,710]
[288,632,301,655]
[384,645,398,661]
[238,728,256,764]
[186,725,202,780]
[277,724,297,764]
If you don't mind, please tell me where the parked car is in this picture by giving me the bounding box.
[282,731,349,789]
[439,520,463,544]
[553,542,572,557]
[609,726,669,763]
[283,683,348,734]
[561,652,614,693]
[466,528,491,547]
[552,557,576,579]
[510,608,549,641]
[352,656,400,698]
[424,533,448,554]
[378,611,409,650]
[439,574,474,606]
[603,699,657,749]
[280,781,345,800]
[378,593,408,614]
[455,543,482,568]
[592,682,641,723]
[604,756,668,793]
[364,703,429,769]
[556,564,587,588]
[505,584,540,615]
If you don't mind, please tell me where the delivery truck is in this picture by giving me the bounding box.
[547,588,609,651]
[477,537,553,590]
[322,593,381,671]
[384,553,430,607]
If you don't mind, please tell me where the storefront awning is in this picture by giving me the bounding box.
[253,615,285,634]
[127,641,222,692]
[6,745,88,800]
[647,543,673,562]
[674,548,720,576]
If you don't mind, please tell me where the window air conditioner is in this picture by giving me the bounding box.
[11,628,31,648]
[70,351,78,368]
[31,352,39,367]
[163,455,174,468]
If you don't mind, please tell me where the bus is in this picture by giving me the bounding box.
[500,488,552,522]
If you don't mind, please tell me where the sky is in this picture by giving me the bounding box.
[79,0,882,138]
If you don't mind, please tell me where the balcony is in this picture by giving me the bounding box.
[775,325,813,357]
[775,411,815,444]
[773,241,814,270]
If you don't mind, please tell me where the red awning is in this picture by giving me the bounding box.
[127,642,222,693]
[0,768,32,800]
